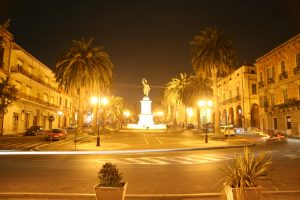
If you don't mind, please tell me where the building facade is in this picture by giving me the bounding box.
[0,26,76,135]
[255,34,300,135]
[217,65,259,130]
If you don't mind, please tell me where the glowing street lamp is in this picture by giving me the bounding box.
[91,96,109,147]
[198,99,213,143]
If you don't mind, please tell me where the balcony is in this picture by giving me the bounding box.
[279,71,288,80]
[272,98,300,111]
[268,78,275,84]
[220,95,241,105]
[258,81,264,88]
[11,65,60,93]
[17,92,60,110]
[294,65,300,74]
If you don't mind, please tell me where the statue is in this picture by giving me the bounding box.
[142,78,150,96]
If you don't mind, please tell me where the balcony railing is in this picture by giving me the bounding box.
[220,95,241,105]
[279,71,288,80]
[17,92,60,110]
[272,98,300,110]
[258,81,264,88]
[268,78,275,84]
[294,65,300,74]
[11,65,60,93]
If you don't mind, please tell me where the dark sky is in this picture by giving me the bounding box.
[1,0,299,107]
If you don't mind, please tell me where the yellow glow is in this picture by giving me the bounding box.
[187,108,193,117]
[198,100,205,107]
[90,96,98,104]
[123,111,130,117]
[101,97,108,105]
[157,111,164,116]
[58,111,63,116]
[207,100,213,107]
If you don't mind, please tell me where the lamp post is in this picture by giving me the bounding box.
[198,99,213,143]
[91,96,108,147]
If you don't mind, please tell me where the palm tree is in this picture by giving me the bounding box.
[190,27,236,135]
[106,96,124,128]
[55,38,113,132]
[164,73,212,128]
[0,76,18,135]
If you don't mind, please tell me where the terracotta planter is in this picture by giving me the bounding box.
[224,186,262,200]
[94,182,127,200]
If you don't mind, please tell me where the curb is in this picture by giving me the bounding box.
[1,191,300,199]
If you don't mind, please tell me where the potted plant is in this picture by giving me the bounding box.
[222,147,272,200]
[94,162,127,200]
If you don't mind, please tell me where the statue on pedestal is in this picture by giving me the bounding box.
[142,78,150,97]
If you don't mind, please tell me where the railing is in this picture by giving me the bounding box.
[11,65,60,93]
[272,98,300,110]
[268,78,275,84]
[220,95,241,105]
[17,92,60,110]
[258,81,264,88]
[279,71,288,80]
[293,65,300,74]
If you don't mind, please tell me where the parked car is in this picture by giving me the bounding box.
[45,128,67,141]
[221,125,235,136]
[186,123,195,129]
[24,126,44,136]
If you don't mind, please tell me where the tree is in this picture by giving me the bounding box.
[190,27,236,135]
[55,38,113,132]
[106,96,124,128]
[164,73,211,128]
[0,76,18,135]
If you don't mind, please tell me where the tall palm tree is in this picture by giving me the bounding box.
[55,38,113,132]
[164,73,212,127]
[0,76,18,135]
[190,27,236,135]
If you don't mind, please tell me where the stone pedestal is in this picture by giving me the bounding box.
[138,96,154,128]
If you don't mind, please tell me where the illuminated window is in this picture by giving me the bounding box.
[267,67,274,79]
[259,72,263,82]
[283,89,288,103]
[270,93,275,106]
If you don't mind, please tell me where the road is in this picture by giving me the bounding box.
[0,131,300,199]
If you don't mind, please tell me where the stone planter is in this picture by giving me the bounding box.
[94,182,127,200]
[224,186,262,200]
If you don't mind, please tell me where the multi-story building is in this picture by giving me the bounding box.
[217,65,259,130]
[0,26,76,135]
[255,34,300,135]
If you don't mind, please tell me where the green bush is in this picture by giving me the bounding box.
[98,162,123,187]
[222,147,272,189]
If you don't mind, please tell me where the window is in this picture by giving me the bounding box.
[274,118,278,130]
[223,93,226,101]
[26,86,32,96]
[236,86,240,96]
[15,81,22,90]
[28,65,33,74]
[229,90,232,99]
[17,59,24,67]
[297,53,300,66]
[0,47,4,68]
[259,96,264,107]
[259,72,263,81]
[50,96,54,104]
[251,84,257,95]
[281,61,285,73]
[283,89,288,103]
[65,99,68,108]
[286,116,292,129]
[270,93,275,106]
[59,97,62,106]
[44,93,48,102]
[45,76,49,84]
[267,67,275,79]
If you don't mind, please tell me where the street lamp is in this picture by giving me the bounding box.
[198,99,213,143]
[91,96,108,147]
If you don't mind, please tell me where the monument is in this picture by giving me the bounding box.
[127,78,166,130]
[138,78,154,128]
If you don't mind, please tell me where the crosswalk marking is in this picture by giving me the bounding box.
[0,142,42,150]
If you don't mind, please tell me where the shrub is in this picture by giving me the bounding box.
[97,162,123,187]
[222,147,272,189]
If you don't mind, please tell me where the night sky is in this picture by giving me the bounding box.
[1,0,299,108]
